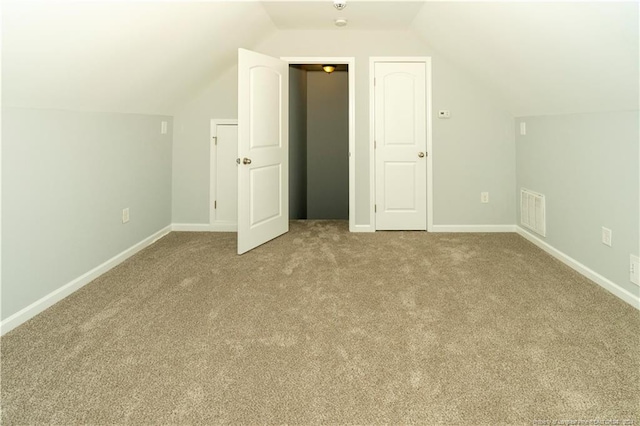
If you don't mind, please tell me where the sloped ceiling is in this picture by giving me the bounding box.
[1,1,277,115]
[3,1,638,117]
[411,1,639,116]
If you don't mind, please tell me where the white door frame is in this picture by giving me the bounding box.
[369,57,433,232]
[210,118,238,231]
[281,57,356,232]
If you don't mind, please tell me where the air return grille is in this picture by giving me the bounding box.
[521,188,546,237]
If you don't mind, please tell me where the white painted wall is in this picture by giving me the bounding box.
[516,111,640,298]
[1,1,276,115]
[172,68,238,224]
[172,30,516,228]
[2,108,173,321]
[412,2,639,117]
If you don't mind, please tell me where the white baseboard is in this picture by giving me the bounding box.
[210,221,237,232]
[516,226,640,310]
[351,224,375,233]
[431,224,517,233]
[171,223,211,232]
[0,225,172,336]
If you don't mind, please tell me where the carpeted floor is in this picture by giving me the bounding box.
[1,220,639,425]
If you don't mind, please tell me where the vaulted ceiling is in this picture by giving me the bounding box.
[3,1,638,117]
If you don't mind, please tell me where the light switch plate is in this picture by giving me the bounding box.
[601,227,612,247]
[631,255,640,286]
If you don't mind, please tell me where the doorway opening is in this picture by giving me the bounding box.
[282,57,356,230]
[288,63,349,221]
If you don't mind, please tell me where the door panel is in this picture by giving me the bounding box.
[383,73,416,145]
[238,49,289,254]
[384,162,417,211]
[250,165,281,226]
[216,125,238,224]
[250,67,282,149]
[375,62,427,230]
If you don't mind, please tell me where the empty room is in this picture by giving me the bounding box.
[1,0,639,424]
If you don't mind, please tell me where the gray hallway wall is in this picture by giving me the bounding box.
[288,66,308,219]
[306,70,349,219]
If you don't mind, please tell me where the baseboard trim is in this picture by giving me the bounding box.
[172,223,211,232]
[351,224,375,233]
[431,224,517,233]
[0,225,172,336]
[210,222,237,232]
[516,226,640,310]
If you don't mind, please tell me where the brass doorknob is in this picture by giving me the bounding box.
[418,152,425,158]
[243,158,252,165]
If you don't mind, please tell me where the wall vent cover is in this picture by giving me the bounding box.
[521,188,546,237]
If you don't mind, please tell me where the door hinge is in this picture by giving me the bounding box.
[214,200,217,209]
[212,136,217,145]
[374,77,376,86]
[374,140,376,149]
[374,204,377,213]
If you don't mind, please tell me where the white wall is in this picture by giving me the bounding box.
[171,30,516,228]
[1,1,276,115]
[172,68,238,224]
[2,108,173,321]
[412,2,639,117]
[516,111,640,299]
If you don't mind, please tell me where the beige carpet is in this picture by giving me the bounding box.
[1,220,639,425]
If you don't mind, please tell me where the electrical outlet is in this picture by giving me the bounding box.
[161,121,168,134]
[631,255,640,286]
[481,192,489,203]
[601,227,612,247]
[122,208,130,224]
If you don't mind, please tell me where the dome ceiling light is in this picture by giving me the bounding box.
[322,65,337,74]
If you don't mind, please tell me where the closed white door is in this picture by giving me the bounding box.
[210,121,238,231]
[374,62,427,230]
[237,48,289,254]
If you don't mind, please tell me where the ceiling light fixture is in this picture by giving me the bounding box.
[322,65,337,74]
[333,0,347,11]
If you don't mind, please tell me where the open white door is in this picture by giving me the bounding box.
[237,48,289,254]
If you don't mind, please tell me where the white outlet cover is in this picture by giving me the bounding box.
[520,122,526,135]
[161,121,168,134]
